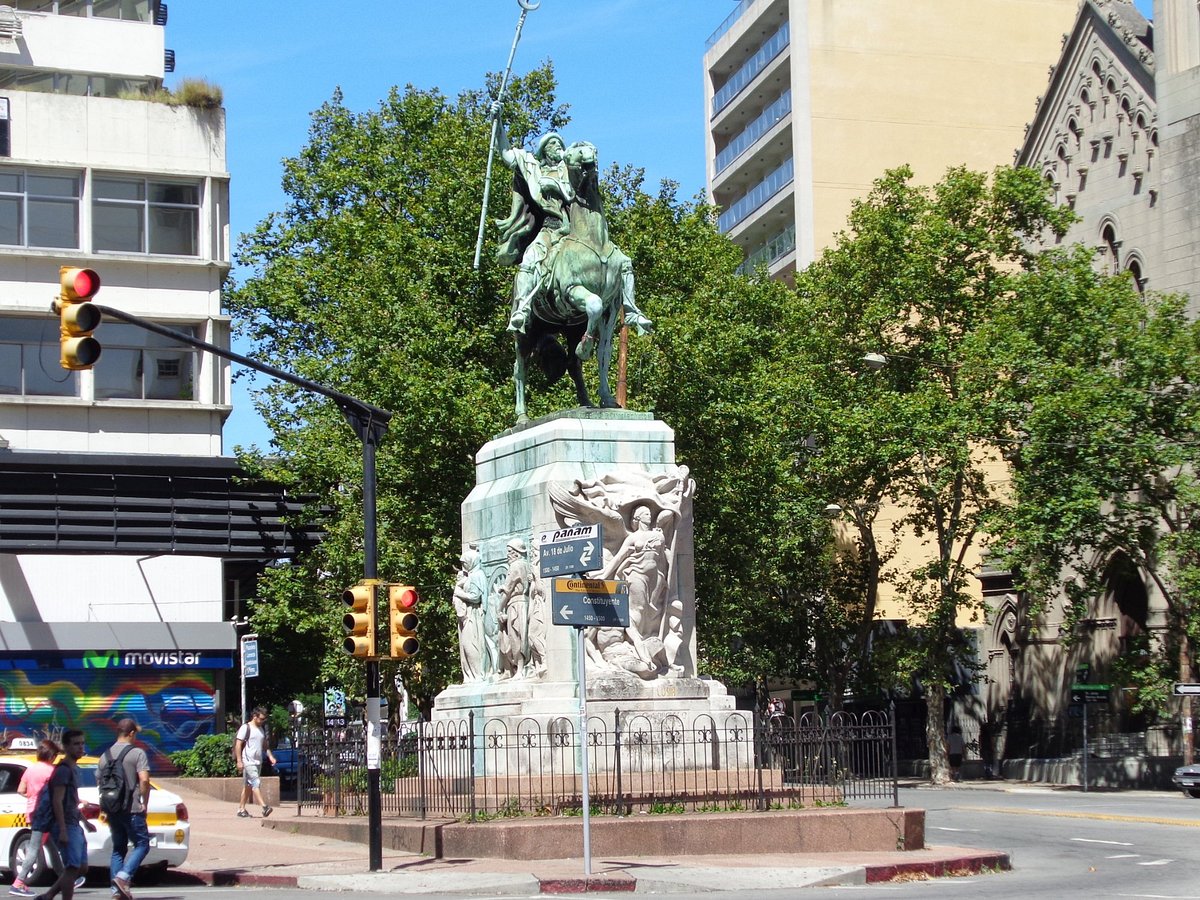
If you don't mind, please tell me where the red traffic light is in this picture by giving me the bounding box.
[390,584,419,609]
[61,267,100,301]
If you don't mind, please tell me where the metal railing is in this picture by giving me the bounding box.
[289,707,898,820]
[705,0,758,50]
[716,90,791,176]
[711,21,790,118]
[738,224,796,275]
[718,157,794,233]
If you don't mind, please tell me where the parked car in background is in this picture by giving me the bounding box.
[0,739,189,885]
[1173,762,1200,798]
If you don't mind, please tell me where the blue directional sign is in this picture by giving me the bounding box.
[242,638,260,678]
[551,578,630,628]
[538,524,604,577]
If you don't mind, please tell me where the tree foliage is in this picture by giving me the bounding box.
[781,165,1074,780]
[225,67,815,711]
[981,250,1200,716]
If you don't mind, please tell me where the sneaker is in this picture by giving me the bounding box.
[10,884,34,897]
[112,876,133,900]
[236,809,250,818]
[261,805,273,818]
[73,878,85,890]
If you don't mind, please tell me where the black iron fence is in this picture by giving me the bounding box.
[286,707,898,820]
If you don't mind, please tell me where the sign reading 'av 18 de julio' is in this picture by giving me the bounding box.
[537,524,604,577]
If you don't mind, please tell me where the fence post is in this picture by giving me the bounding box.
[469,710,477,823]
[614,707,624,815]
[417,721,427,821]
[890,700,900,808]
[755,712,766,811]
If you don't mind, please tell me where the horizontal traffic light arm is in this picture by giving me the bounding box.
[91,303,392,436]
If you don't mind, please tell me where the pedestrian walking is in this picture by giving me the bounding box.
[233,707,276,818]
[30,729,87,900]
[10,739,81,896]
[99,719,151,900]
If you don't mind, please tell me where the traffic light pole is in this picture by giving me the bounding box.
[93,304,391,871]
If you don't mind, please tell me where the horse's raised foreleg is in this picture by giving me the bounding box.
[569,285,604,362]
[514,341,529,424]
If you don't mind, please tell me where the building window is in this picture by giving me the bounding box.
[0,169,80,248]
[0,316,79,396]
[93,322,196,401]
[93,177,200,256]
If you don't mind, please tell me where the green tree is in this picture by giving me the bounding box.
[981,250,1200,757]
[226,68,569,712]
[781,165,1073,781]
[225,67,822,710]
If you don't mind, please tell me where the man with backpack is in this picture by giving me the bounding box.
[98,719,150,900]
[233,707,276,818]
[30,729,87,900]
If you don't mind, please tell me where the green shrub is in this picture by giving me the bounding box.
[169,732,237,777]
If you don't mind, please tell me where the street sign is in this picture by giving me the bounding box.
[551,577,630,628]
[1174,683,1200,696]
[242,637,259,678]
[1070,683,1109,704]
[538,524,604,578]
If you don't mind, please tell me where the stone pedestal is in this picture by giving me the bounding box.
[433,410,737,767]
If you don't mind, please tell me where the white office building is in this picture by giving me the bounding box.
[0,1,307,769]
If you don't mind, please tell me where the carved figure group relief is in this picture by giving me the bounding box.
[453,466,696,686]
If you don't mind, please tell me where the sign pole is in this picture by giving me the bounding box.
[1082,701,1088,794]
[577,625,592,876]
[239,634,248,726]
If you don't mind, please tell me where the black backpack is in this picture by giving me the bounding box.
[98,745,134,816]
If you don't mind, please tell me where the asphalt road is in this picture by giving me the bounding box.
[844,784,1200,898]
[125,786,1200,899]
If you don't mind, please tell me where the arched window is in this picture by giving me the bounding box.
[1126,255,1145,294]
[1100,221,1120,275]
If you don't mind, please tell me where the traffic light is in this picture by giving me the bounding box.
[341,583,376,658]
[54,266,102,370]
[388,584,420,659]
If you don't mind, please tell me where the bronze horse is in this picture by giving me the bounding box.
[511,142,632,422]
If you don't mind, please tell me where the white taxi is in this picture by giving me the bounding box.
[0,741,189,885]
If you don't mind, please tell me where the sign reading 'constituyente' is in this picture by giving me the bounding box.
[551,577,630,628]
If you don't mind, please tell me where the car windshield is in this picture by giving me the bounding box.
[75,764,98,788]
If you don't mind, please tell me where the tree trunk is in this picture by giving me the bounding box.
[926,681,951,784]
[1182,637,1196,766]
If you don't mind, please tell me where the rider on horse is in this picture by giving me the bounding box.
[490,103,654,337]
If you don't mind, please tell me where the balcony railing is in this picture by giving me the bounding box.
[705,0,757,50]
[716,89,791,176]
[737,224,796,274]
[712,21,789,118]
[718,157,793,233]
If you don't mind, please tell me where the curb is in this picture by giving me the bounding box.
[864,851,1011,883]
[536,874,637,893]
[173,871,300,889]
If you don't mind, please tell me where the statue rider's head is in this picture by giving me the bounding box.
[536,132,566,164]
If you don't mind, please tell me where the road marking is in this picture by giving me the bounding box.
[1072,837,1134,846]
[1136,859,1174,866]
[962,806,1200,828]
[1106,853,1141,858]
[932,825,980,832]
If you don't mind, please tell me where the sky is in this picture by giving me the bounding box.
[165,0,1154,453]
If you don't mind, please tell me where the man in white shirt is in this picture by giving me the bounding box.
[233,707,276,818]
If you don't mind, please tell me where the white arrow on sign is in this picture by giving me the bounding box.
[558,604,575,620]
[579,541,595,568]
[1174,683,1200,695]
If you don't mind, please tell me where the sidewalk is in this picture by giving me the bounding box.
[162,784,1010,894]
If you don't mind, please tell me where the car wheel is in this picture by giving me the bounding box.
[134,863,167,885]
[9,833,53,887]
[1188,788,1200,799]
